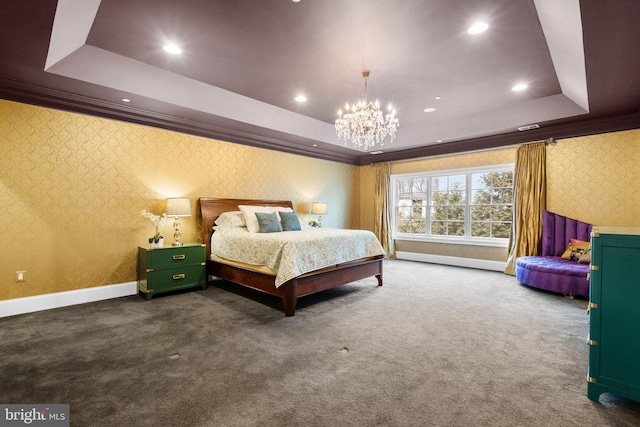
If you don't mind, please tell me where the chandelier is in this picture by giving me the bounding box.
[335,70,399,150]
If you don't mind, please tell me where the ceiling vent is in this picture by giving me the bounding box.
[517,124,540,131]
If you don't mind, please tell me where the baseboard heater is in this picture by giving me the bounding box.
[395,251,505,272]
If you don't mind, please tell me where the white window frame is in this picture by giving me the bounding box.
[391,163,514,247]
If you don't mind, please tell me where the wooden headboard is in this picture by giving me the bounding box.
[199,198,294,257]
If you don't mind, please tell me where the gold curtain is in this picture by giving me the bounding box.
[374,162,395,258]
[504,143,546,275]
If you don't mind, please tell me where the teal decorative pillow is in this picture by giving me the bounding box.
[255,212,283,233]
[279,211,302,231]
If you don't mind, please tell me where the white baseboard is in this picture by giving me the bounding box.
[0,282,138,318]
[395,251,506,272]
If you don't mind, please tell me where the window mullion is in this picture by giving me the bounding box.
[426,177,432,237]
[465,173,471,238]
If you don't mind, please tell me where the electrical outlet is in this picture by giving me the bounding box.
[16,271,26,282]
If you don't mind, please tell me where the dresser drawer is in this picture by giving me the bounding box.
[145,245,205,270]
[145,264,206,293]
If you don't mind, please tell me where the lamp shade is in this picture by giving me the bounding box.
[311,202,328,215]
[165,198,191,217]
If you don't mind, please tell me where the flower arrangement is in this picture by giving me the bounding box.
[308,218,321,228]
[141,210,167,244]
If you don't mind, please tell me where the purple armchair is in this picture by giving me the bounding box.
[515,210,592,297]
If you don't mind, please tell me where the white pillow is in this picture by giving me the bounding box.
[214,211,246,228]
[271,206,293,221]
[238,205,275,233]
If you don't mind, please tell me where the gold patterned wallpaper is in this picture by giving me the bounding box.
[2,98,640,301]
[389,148,517,175]
[546,130,640,226]
[0,100,359,300]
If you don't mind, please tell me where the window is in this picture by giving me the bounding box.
[392,164,514,246]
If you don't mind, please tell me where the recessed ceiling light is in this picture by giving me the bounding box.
[121,98,130,103]
[436,140,443,143]
[467,22,489,35]
[295,95,307,102]
[512,83,528,91]
[163,44,182,55]
[434,96,442,100]
[424,107,436,113]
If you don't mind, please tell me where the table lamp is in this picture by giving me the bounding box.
[165,197,191,246]
[311,202,328,227]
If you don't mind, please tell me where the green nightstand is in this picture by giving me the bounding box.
[137,243,207,300]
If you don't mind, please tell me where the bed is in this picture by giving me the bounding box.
[199,198,385,316]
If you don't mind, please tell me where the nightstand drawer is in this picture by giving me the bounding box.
[145,264,206,293]
[148,245,205,269]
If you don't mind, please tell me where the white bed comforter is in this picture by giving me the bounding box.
[211,227,385,287]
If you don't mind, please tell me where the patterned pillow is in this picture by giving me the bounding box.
[279,211,302,231]
[255,212,283,233]
[561,239,590,262]
[579,248,592,264]
[214,211,246,228]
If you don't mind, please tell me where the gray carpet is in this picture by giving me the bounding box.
[1,260,639,426]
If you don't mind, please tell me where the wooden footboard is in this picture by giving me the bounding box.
[207,255,383,316]
[282,255,383,316]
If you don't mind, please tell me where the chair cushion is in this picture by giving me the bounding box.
[516,256,589,296]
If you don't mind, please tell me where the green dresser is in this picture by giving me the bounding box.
[588,227,640,403]
[137,244,207,300]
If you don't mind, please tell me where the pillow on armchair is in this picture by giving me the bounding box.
[561,239,590,262]
[578,248,591,264]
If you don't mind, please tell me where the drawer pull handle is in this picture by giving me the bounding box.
[172,274,186,280]
[172,255,186,260]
